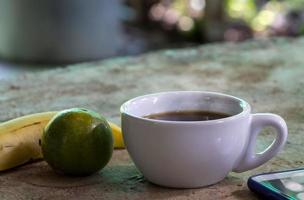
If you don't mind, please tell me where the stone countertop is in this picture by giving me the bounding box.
[0,37,304,199]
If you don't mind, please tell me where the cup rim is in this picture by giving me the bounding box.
[120,91,251,124]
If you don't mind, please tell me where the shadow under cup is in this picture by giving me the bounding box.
[120,91,287,188]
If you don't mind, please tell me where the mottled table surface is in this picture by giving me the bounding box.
[0,37,304,200]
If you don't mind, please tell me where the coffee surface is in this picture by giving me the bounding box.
[144,110,231,121]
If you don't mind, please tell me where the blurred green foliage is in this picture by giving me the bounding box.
[226,0,257,22]
[128,0,304,44]
[227,0,304,34]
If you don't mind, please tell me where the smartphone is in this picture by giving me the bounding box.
[248,168,304,200]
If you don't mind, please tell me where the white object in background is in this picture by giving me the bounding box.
[0,0,124,63]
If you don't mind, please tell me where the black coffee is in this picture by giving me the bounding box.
[144,110,231,121]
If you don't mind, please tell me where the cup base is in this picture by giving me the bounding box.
[145,176,225,189]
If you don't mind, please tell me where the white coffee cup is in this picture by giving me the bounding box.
[121,91,288,188]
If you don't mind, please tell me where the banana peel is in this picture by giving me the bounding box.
[108,121,124,149]
[0,111,124,171]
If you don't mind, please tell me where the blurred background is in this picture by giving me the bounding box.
[1,0,304,78]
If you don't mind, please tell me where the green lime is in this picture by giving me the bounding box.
[41,108,113,176]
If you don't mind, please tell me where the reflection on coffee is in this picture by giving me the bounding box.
[144,110,231,121]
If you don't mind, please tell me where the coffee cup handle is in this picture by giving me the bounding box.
[233,113,288,172]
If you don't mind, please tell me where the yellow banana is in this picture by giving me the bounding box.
[0,111,124,171]
[108,122,124,149]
